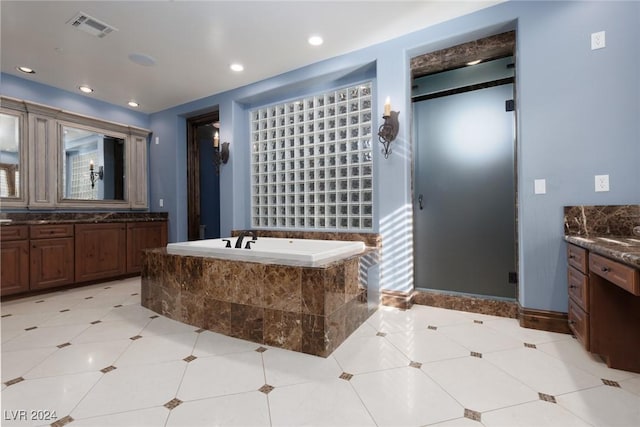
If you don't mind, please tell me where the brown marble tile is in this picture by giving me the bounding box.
[230,303,264,342]
[230,262,266,307]
[263,265,302,312]
[180,290,206,327]
[181,256,204,293]
[413,289,518,318]
[325,304,346,354]
[301,268,326,315]
[202,259,235,302]
[301,313,328,357]
[564,205,640,237]
[264,309,302,351]
[204,298,231,335]
[324,264,345,315]
[344,257,360,300]
[232,229,381,248]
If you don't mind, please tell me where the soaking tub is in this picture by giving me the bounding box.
[166,237,365,267]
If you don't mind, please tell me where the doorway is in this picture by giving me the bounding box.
[411,32,517,299]
[187,111,221,241]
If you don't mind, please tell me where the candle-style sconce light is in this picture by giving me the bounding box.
[89,160,103,188]
[213,130,230,175]
[378,97,400,159]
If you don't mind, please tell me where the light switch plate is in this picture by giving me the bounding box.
[534,179,546,195]
[595,175,609,192]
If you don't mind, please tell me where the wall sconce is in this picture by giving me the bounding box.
[213,131,230,175]
[378,97,400,159]
[89,160,103,188]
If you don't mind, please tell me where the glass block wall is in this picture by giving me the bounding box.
[250,82,374,230]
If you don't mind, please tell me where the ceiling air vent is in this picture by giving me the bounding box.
[67,12,118,38]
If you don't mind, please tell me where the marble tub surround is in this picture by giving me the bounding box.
[413,289,518,318]
[141,248,378,357]
[564,205,639,237]
[0,211,168,225]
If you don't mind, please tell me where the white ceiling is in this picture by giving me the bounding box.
[1,1,502,114]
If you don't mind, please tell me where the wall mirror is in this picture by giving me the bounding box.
[0,112,21,198]
[61,125,126,201]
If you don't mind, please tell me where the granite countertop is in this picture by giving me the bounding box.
[0,212,168,226]
[564,235,640,269]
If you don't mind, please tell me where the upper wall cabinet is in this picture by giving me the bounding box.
[0,96,150,210]
[0,101,28,208]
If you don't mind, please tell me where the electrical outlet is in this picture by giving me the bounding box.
[155,137,159,145]
[159,198,164,207]
[591,31,606,50]
[595,175,609,192]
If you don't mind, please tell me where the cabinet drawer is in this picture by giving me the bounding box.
[568,299,590,350]
[0,225,28,241]
[567,244,588,274]
[589,253,640,296]
[568,266,589,311]
[30,224,74,239]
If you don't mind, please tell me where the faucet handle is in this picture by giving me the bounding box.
[245,240,255,249]
[222,239,232,248]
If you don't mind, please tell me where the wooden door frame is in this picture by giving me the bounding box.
[186,111,219,241]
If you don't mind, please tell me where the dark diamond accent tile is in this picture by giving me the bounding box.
[524,343,537,349]
[4,376,24,387]
[464,409,481,421]
[409,361,422,369]
[114,304,123,308]
[84,296,93,300]
[150,315,159,319]
[376,332,387,337]
[35,300,45,304]
[164,398,183,410]
[1,313,12,318]
[25,326,37,331]
[259,384,275,394]
[427,325,438,330]
[602,379,621,387]
[470,351,482,358]
[131,293,139,296]
[51,415,74,427]
[255,346,268,353]
[129,335,143,340]
[339,372,353,381]
[538,392,557,403]
[194,328,205,333]
[59,309,71,313]
[57,342,71,349]
[101,365,117,374]
[473,320,483,324]
[183,355,197,363]
[104,286,111,289]
[90,320,102,325]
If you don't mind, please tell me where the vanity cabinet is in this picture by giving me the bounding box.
[0,226,29,296]
[29,224,74,290]
[75,223,127,282]
[566,244,590,348]
[126,221,168,273]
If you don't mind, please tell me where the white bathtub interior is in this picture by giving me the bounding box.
[166,237,366,267]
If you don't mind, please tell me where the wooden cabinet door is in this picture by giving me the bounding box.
[75,223,126,282]
[126,221,168,273]
[30,238,74,290]
[1,240,29,296]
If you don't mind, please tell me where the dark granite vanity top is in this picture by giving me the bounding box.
[0,212,168,226]
[564,235,640,269]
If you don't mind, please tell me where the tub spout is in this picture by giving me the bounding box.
[235,230,258,248]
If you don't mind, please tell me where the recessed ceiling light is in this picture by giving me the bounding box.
[17,66,35,74]
[230,63,244,72]
[79,85,94,93]
[128,101,139,108]
[308,35,323,46]
[466,59,482,66]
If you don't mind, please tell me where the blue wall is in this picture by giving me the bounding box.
[3,1,639,314]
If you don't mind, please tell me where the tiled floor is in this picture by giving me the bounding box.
[2,278,640,427]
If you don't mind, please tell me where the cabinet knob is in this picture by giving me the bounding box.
[601,266,610,273]
[568,255,575,259]
[568,320,576,325]
[569,285,576,289]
